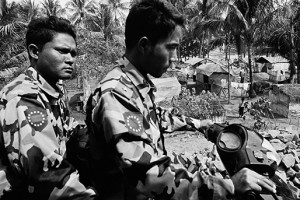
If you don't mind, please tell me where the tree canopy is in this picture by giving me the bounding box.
[0,0,300,85]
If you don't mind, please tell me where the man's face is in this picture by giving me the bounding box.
[36,32,77,83]
[143,25,182,78]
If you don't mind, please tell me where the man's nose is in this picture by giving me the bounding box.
[170,52,178,69]
[170,52,178,62]
[66,54,75,65]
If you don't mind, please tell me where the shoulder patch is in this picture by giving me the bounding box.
[123,112,144,135]
[24,107,48,133]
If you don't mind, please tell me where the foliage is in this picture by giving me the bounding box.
[19,0,41,21]
[74,28,124,79]
[248,97,275,130]
[159,89,225,121]
[249,97,273,118]
[65,0,96,28]
[99,0,130,27]
[180,39,201,60]
[259,0,300,76]
[40,0,64,17]
[86,1,124,41]
[0,0,43,66]
[2,0,300,87]
[0,2,27,64]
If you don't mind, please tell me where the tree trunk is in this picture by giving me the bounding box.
[227,56,231,104]
[290,19,297,83]
[201,35,205,58]
[296,51,300,84]
[198,38,202,58]
[0,0,6,18]
[247,42,255,98]
[225,34,231,103]
[234,33,242,65]
[178,44,181,62]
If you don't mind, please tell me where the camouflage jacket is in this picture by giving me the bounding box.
[86,57,235,200]
[0,67,96,199]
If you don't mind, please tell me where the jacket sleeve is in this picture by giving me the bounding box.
[91,89,234,200]
[0,95,96,200]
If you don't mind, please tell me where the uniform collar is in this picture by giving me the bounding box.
[27,67,64,99]
[118,57,156,100]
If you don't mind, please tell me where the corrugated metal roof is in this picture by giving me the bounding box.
[184,57,206,66]
[256,56,289,63]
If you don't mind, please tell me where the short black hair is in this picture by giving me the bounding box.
[125,0,185,50]
[26,16,76,58]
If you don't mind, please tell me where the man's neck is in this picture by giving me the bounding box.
[124,50,148,78]
[31,66,58,89]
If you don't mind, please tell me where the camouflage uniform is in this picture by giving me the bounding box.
[86,57,235,200]
[0,67,96,199]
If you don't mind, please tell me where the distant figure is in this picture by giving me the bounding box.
[240,70,245,83]
[239,97,245,119]
[279,70,285,82]
[193,70,197,81]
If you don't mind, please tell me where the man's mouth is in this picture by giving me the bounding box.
[64,68,73,73]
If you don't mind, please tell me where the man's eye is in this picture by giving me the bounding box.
[58,49,69,54]
[168,45,178,50]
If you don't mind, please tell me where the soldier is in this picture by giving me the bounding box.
[0,16,96,199]
[86,0,276,199]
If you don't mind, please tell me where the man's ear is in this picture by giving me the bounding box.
[28,44,39,59]
[137,37,151,54]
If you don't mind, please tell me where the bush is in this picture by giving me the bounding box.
[158,88,225,121]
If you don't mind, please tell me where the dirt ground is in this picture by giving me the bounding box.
[164,95,300,157]
[164,96,244,156]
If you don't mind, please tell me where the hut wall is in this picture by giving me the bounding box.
[269,90,290,117]
[269,84,300,118]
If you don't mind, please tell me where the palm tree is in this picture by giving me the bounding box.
[0,0,41,71]
[19,0,41,21]
[171,0,200,60]
[187,0,244,102]
[41,0,64,17]
[187,0,215,58]
[204,0,277,97]
[169,0,191,15]
[87,2,120,41]
[65,0,96,28]
[262,0,300,83]
[0,2,27,65]
[0,0,7,18]
[99,0,130,26]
